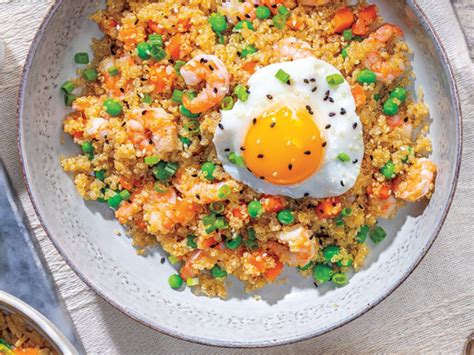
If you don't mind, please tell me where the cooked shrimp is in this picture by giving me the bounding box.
[180,250,216,279]
[98,56,134,98]
[267,225,316,267]
[180,54,230,114]
[126,107,178,155]
[84,116,110,140]
[174,170,241,204]
[394,158,437,202]
[274,37,313,61]
[386,115,413,139]
[362,24,405,83]
[221,0,257,24]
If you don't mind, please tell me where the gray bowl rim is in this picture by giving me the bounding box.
[16,0,463,348]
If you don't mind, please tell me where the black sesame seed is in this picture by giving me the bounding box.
[218,123,224,130]
[310,78,316,82]
[288,164,293,170]
[245,13,251,18]
[209,64,214,71]
[329,112,336,117]
[314,282,319,288]
[312,86,318,92]
[121,122,126,127]
[246,89,251,94]
[237,16,242,21]
[191,174,198,178]
[252,118,257,125]
[353,122,358,129]
[306,105,313,114]
[340,108,346,115]
[340,180,345,187]
[270,122,276,128]
[359,204,364,209]
[260,176,265,180]
[404,117,409,122]
[304,192,310,197]
[119,87,125,93]
[286,80,291,85]
[200,58,206,63]
[325,124,331,129]
[160,257,165,264]
[271,4,277,8]
[332,202,337,207]
[304,79,309,84]
[257,154,264,158]
[213,87,218,94]
[370,155,374,160]
[352,159,358,164]
[247,167,253,173]
[322,141,327,147]
[240,146,246,151]
[267,94,273,100]
[329,97,335,103]
[225,148,230,152]
[196,194,201,200]
[304,151,311,155]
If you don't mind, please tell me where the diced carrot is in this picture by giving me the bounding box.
[352,5,378,36]
[367,182,392,200]
[232,207,244,219]
[148,64,176,93]
[315,197,342,219]
[248,252,267,273]
[166,34,186,60]
[119,177,133,191]
[287,14,303,31]
[261,195,285,213]
[200,237,218,249]
[135,218,147,231]
[264,260,283,281]
[73,131,83,139]
[241,61,258,74]
[387,115,403,128]
[351,84,367,108]
[14,348,40,355]
[332,7,355,33]
[148,21,166,35]
[176,16,192,32]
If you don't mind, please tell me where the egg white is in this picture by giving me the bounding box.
[213,57,364,199]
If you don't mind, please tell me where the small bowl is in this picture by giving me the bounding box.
[17,0,462,347]
[0,291,77,354]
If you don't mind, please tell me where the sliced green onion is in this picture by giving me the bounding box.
[297,261,315,271]
[370,226,387,244]
[168,255,180,265]
[272,14,288,30]
[94,169,106,181]
[326,73,344,86]
[153,182,168,193]
[240,45,257,58]
[373,93,381,101]
[275,69,290,84]
[211,265,227,278]
[248,200,263,218]
[201,162,215,180]
[341,207,352,217]
[186,277,200,286]
[183,119,200,134]
[180,105,200,118]
[234,84,250,102]
[323,245,340,262]
[152,161,179,182]
[108,66,119,77]
[335,214,345,227]
[337,257,353,267]
[341,46,349,59]
[168,274,183,289]
[278,5,290,16]
[355,225,370,243]
[186,235,197,249]
[107,193,123,209]
[380,160,396,180]
[221,96,234,111]
[144,155,160,166]
[150,45,166,61]
[61,80,75,94]
[337,152,350,162]
[332,272,349,287]
[343,29,353,41]
[228,152,245,167]
[64,94,77,106]
[225,234,242,250]
[142,93,153,104]
[174,60,186,75]
[119,190,131,200]
[202,214,216,227]
[215,217,228,230]
[74,52,89,64]
[217,184,232,200]
[172,89,184,104]
[244,228,258,250]
[148,34,163,47]
[209,201,225,214]
[82,68,98,82]
[179,136,192,147]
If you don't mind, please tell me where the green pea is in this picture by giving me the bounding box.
[256,6,271,19]
[248,200,263,218]
[323,245,340,262]
[326,73,344,86]
[343,29,353,41]
[136,42,152,60]
[94,169,106,181]
[168,274,183,289]
[81,141,93,154]
[234,20,254,31]
[104,98,123,117]
[209,13,228,34]
[225,234,242,250]
[380,160,396,179]
[313,263,333,284]
[277,209,294,225]
[341,46,349,59]
[201,162,215,180]
[356,68,376,84]
[383,98,399,116]
[240,45,257,58]
[390,87,408,102]
[211,265,227,278]
[337,258,353,267]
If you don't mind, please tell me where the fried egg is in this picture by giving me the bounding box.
[213,57,364,199]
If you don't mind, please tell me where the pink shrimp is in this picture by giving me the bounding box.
[267,225,317,267]
[221,0,257,24]
[180,54,230,114]
[125,107,178,156]
[394,158,437,202]
[274,37,313,61]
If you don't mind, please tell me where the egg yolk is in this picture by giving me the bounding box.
[243,105,325,185]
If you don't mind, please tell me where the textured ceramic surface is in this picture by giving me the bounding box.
[17,0,461,347]
[0,291,77,354]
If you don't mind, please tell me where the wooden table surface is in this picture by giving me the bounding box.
[452,0,474,59]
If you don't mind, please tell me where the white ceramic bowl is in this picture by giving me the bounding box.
[0,291,77,354]
[17,0,462,347]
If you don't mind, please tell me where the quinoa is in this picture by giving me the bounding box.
[61,0,435,298]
